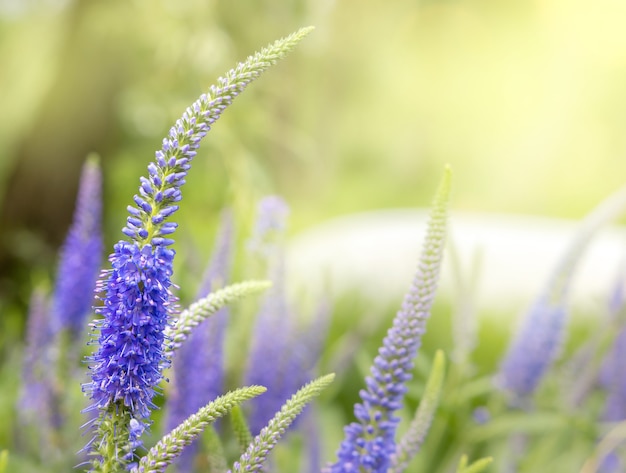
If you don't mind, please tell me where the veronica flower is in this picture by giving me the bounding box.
[244,196,328,436]
[18,289,55,443]
[82,27,314,470]
[498,185,626,400]
[52,155,103,338]
[165,210,234,472]
[326,168,450,473]
[244,196,291,434]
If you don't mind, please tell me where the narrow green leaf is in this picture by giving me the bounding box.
[164,281,271,358]
[0,451,8,473]
[133,386,266,473]
[230,405,254,453]
[229,374,335,473]
[458,456,493,473]
[205,425,228,473]
[457,454,469,471]
[390,350,446,473]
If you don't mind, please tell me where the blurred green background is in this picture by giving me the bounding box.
[1,0,626,341]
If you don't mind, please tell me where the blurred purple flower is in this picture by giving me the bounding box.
[497,296,567,399]
[165,210,235,472]
[52,156,103,337]
[245,196,329,435]
[498,185,626,400]
[19,288,54,423]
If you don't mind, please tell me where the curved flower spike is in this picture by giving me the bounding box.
[327,167,451,473]
[498,184,626,399]
[82,27,314,471]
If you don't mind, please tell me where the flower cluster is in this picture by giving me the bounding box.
[86,243,175,419]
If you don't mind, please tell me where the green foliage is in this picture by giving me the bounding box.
[230,405,253,454]
[0,451,8,473]
[204,426,228,473]
[456,454,493,473]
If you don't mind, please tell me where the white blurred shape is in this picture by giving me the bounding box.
[287,210,626,317]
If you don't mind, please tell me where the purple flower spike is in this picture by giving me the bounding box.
[19,289,54,421]
[85,41,284,431]
[86,242,175,419]
[602,326,626,422]
[52,155,103,337]
[81,26,315,469]
[245,196,309,435]
[498,185,626,401]
[497,296,567,398]
[327,169,450,473]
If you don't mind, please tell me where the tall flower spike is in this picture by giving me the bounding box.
[497,184,626,399]
[245,196,302,434]
[327,167,451,473]
[52,154,103,337]
[165,210,235,473]
[83,27,313,471]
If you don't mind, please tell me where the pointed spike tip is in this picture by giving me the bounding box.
[433,349,446,370]
[298,25,315,35]
[436,165,452,203]
[85,152,101,167]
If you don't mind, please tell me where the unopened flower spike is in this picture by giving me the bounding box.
[52,154,103,338]
[498,184,626,399]
[326,167,451,473]
[228,374,335,473]
[164,280,272,358]
[82,26,314,471]
[133,386,266,473]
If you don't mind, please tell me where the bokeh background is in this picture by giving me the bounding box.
[2,0,626,381]
[2,1,626,471]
